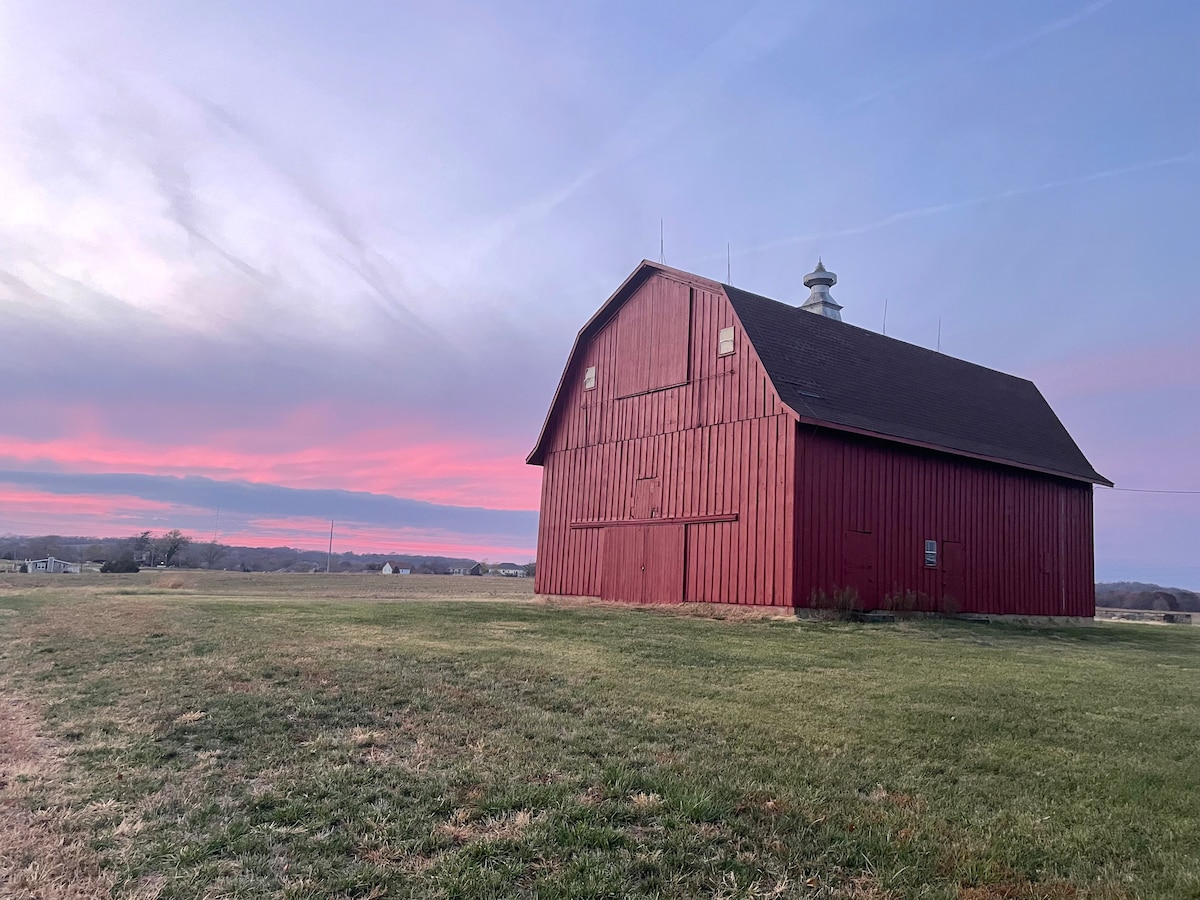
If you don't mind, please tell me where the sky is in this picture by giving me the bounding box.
[0,0,1197,582]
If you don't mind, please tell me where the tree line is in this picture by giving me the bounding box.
[0,532,508,575]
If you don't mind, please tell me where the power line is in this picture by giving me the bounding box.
[1101,487,1200,495]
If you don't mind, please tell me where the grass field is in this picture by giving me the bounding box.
[1,572,1197,899]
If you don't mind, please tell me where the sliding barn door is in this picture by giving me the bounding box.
[600,525,685,604]
[642,525,685,604]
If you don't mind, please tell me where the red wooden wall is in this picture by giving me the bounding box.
[533,265,1098,616]
[793,428,1096,616]
[535,272,795,605]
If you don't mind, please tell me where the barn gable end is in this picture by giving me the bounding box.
[530,263,798,605]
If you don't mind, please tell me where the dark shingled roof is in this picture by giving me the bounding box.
[724,284,1110,485]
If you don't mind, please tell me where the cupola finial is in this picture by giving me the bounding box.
[800,259,843,320]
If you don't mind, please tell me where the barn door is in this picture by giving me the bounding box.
[842,530,878,609]
[600,525,685,604]
[601,527,644,603]
[942,541,965,608]
[642,525,685,604]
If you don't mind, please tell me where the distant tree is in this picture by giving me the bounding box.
[524,561,536,578]
[128,531,154,564]
[201,541,228,569]
[100,555,140,574]
[29,535,61,559]
[18,563,28,573]
[155,530,191,566]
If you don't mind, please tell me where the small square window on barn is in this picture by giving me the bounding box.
[583,366,597,390]
[718,326,735,356]
[924,540,938,568]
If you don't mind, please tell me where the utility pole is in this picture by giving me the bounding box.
[326,519,334,573]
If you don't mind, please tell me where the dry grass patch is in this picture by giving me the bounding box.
[0,691,118,900]
[435,807,536,844]
[151,574,195,590]
[537,594,797,622]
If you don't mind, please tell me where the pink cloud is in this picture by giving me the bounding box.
[1029,341,1200,399]
[0,486,534,560]
[0,486,192,535]
[0,416,542,510]
[226,515,533,559]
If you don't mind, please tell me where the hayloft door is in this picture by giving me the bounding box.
[632,477,662,519]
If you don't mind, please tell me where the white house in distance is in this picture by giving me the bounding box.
[450,563,484,576]
[494,563,527,577]
[381,562,411,575]
[25,557,81,574]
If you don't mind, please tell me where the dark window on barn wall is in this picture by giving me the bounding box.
[616,280,691,397]
[924,540,938,567]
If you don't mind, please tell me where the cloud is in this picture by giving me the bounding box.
[0,418,541,510]
[721,153,1196,258]
[853,0,1120,107]
[1029,341,1200,400]
[0,471,538,557]
[460,0,817,264]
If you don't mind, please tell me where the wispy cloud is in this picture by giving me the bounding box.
[853,0,1120,107]
[725,152,1196,257]
[460,0,817,264]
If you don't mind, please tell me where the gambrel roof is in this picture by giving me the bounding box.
[724,284,1109,485]
[529,261,1109,486]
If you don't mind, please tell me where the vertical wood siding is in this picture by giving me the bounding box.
[533,268,1097,616]
[535,273,795,605]
[793,427,1096,616]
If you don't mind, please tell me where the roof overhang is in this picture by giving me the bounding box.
[791,414,1113,487]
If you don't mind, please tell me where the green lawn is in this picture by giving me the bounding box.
[0,579,1197,899]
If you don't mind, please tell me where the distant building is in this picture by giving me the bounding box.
[381,562,411,575]
[25,557,81,574]
[450,563,484,576]
[494,563,527,577]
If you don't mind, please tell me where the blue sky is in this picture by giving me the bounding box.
[0,0,1197,584]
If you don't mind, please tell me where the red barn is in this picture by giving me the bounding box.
[527,260,1110,617]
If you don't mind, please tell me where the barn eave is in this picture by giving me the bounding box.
[787,414,1114,487]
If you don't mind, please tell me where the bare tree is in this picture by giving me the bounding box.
[155,529,192,566]
[201,541,228,569]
